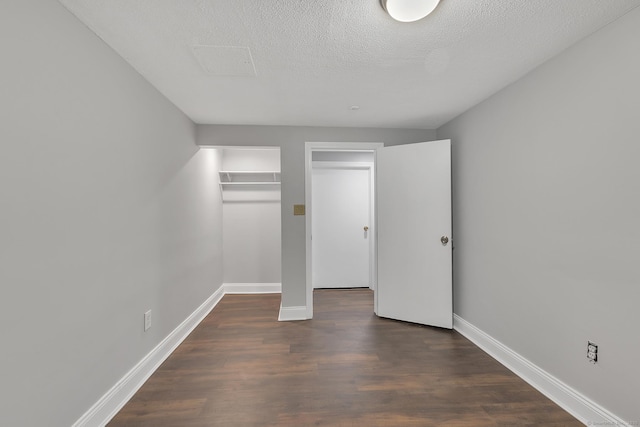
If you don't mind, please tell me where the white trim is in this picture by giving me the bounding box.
[278,304,309,321]
[311,161,373,170]
[223,283,282,294]
[72,285,226,427]
[304,142,384,320]
[198,145,280,151]
[453,314,629,427]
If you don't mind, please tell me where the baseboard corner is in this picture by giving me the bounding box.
[278,304,309,321]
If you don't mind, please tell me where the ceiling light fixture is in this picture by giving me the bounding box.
[380,0,441,23]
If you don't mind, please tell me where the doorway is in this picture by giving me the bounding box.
[311,151,375,289]
[305,140,453,329]
[219,147,282,292]
[305,142,384,318]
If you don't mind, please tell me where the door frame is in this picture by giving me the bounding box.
[304,142,384,319]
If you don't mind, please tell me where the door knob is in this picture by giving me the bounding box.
[364,226,369,231]
[441,236,449,245]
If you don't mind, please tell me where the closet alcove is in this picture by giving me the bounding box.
[219,147,281,290]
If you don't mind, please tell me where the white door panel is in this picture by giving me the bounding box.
[376,140,452,329]
[312,166,371,288]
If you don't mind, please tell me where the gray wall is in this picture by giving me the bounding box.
[0,1,223,426]
[197,125,437,308]
[438,7,640,422]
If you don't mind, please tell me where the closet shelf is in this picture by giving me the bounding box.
[219,181,281,185]
[219,171,281,186]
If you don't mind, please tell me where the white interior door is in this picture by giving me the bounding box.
[312,165,371,288]
[376,140,452,329]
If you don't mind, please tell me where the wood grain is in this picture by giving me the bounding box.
[108,289,580,426]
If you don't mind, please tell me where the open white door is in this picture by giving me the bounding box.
[376,140,452,329]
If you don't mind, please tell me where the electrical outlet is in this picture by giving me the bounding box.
[144,310,152,331]
[587,341,598,363]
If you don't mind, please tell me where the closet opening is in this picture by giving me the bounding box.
[219,147,282,294]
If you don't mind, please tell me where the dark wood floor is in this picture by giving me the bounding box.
[109,289,580,426]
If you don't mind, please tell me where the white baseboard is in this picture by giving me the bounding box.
[453,314,629,427]
[278,304,309,321]
[224,283,281,294]
[72,286,226,427]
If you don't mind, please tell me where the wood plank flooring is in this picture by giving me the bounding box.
[108,289,581,426]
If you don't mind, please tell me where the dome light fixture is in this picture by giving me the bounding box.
[380,0,441,23]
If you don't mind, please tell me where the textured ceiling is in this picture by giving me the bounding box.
[59,0,640,129]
